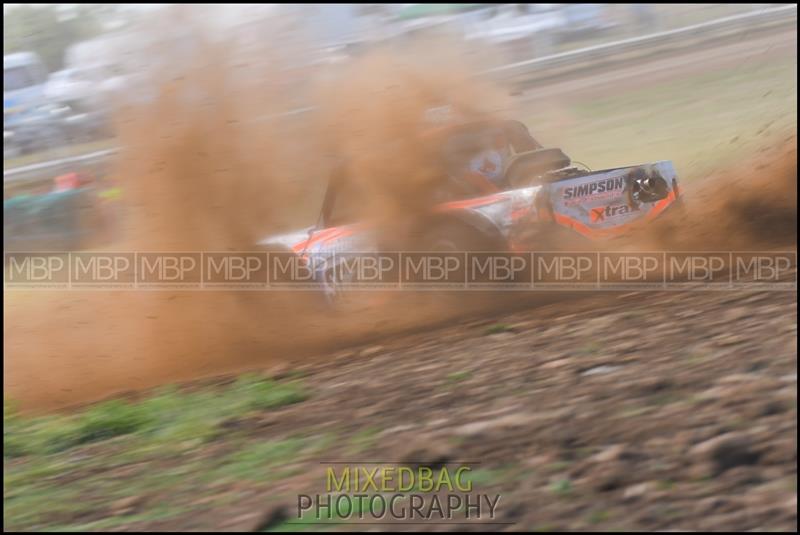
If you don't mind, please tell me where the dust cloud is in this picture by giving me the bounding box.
[646,141,797,251]
[313,37,510,225]
[4,11,513,411]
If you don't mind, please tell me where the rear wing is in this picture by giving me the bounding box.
[547,161,679,239]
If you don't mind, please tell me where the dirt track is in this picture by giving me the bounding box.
[192,287,797,532]
[6,284,796,531]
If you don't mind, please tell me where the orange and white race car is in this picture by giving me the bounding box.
[257,119,682,299]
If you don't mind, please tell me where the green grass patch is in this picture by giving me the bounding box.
[347,427,381,455]
[577,342,602,355]
[648,393,679,407]
[531,524,560,532]
[686,352,708,366]
[549,478,574,496]
[74,400,153,445]
[484,323,515,335]
[5,399,149,456]
[207,437,311,484]
[460,464,527,488]
[230,374,310,411]
[618,405,653,419]
[446,371,473,384]
[587,509,611,524]
[3,373,315,531]
[5,374,311,458]
[460,468,504,487]
[657,479,675,491]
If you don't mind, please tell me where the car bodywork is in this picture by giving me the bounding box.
[257,120,681,289]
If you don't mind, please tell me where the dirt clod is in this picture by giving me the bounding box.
[690,433,762,475]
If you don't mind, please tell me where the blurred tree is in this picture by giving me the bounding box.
[3,4,120,72]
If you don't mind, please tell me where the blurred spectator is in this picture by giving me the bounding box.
[53,172,81,192]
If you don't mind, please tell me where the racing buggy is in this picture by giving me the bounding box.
[257,119,682,300]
